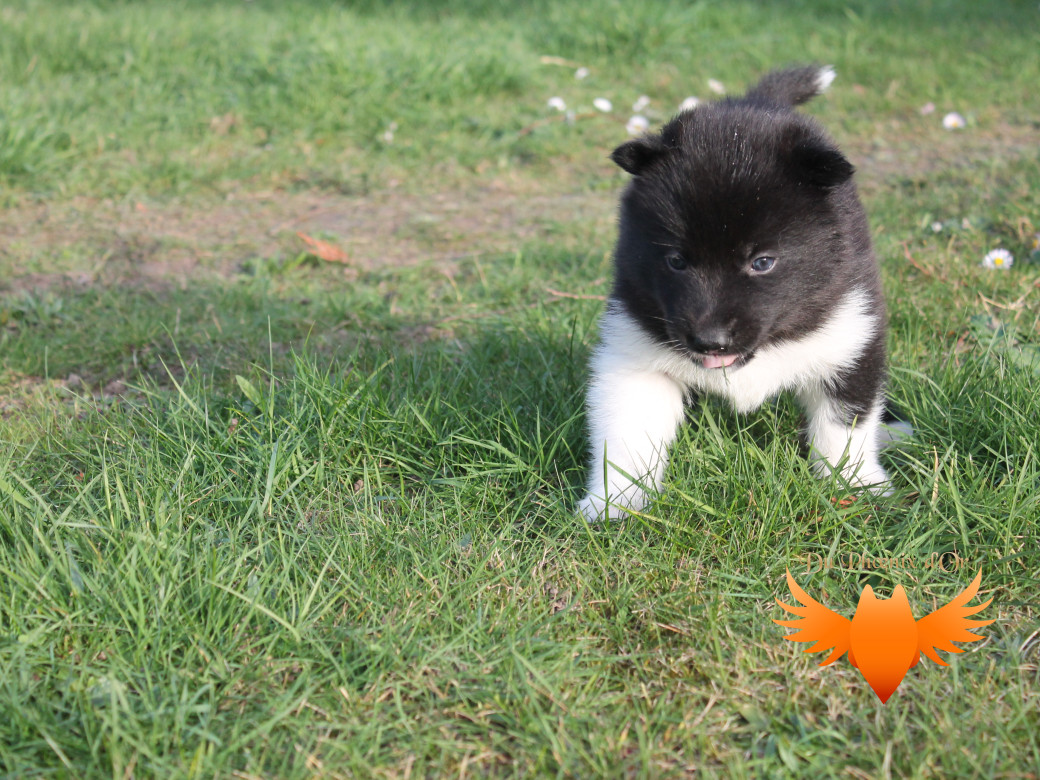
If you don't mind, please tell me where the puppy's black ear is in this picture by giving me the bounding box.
[782,126,854,188]
[611,136,666,175]
[790,141,855,188]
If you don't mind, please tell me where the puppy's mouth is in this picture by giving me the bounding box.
[700,353,742,370]
[665,327,753,369]
[674,344,752,369]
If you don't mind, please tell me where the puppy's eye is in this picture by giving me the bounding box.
[666,253,689,271]
[750,255,776,274]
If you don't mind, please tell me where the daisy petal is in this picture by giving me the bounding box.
[981,248,1013,270]
[626,115,650,136]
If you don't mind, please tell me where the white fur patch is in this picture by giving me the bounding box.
[580,288,886,519]
[797,384,888,492]
[815,66,837,93]
[579,363,685,521]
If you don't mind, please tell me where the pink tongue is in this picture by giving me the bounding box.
[702,354,738,369]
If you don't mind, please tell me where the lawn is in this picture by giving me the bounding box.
[1,1,1038,777]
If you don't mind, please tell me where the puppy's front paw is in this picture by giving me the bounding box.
[840,459,893,496]
[577,493,633,523]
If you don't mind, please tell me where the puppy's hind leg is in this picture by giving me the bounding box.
[878,405,914,448]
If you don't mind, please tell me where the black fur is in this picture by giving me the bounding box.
[609,67,885,396]
[579,66,902,519]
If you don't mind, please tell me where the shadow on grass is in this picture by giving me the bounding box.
[4,267,1037,544]
[1,272,597,515]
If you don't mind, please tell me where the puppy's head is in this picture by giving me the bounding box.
[610,103,868,370]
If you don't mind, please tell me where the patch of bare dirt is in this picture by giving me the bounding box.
[845,119,1039,196]
[0,179,617,293]
[1,120,1034,295]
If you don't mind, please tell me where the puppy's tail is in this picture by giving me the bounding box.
[744,65,836,107]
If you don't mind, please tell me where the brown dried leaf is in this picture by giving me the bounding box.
[297,231,350,264]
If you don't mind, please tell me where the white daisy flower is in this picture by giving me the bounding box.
[381,121,398,144]
[547,96,567,112]
[920,102,936,115]
[626,115,650,136]
[679,96,700,112]
[632,95,651,112]
[930,221,944,233]
[708,78,725,94]
[981,248,1013,270]
[575,67,590,80]
[593,97,613,113]
[942,111,966,130]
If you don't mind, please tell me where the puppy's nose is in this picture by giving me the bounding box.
[685,328,733,354]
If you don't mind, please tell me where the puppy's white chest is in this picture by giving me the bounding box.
[598,289,880,413]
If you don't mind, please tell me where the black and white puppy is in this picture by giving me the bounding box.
[580,65,907,521]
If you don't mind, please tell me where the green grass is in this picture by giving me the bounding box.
[2,0,1039,777]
